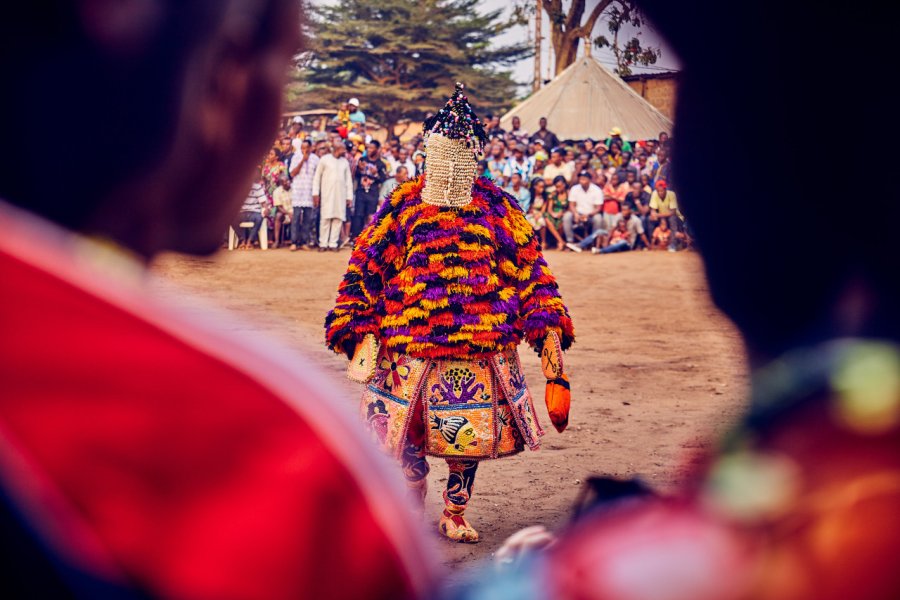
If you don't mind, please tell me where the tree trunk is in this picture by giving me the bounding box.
[553,32,580,74]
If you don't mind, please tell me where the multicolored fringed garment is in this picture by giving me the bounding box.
[325,175,574,360]
[325,129,574,544]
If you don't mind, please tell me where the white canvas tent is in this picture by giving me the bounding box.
[500,56,673,142]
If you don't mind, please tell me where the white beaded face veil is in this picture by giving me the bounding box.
[421,83,489,208]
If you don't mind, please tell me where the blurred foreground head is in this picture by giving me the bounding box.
[0,0,301,257]
[639,0,898,360]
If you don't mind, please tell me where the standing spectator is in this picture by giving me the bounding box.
[412,150,426,177]
[648,179,682,251]
[351,164,381,237]
[262,148,286,197]
[390,145,415,177]
[233,168,268,250]
[380,165,409,204]
[604,126,633,152]
[508,116,529,142]
[485,113,506,138]
[530,117,560,151]
[505,172,532,211]
[563,170,604,250]
[543,148,574,185]
[313,141,353,252]
[289,138,319,251]
[504,144,533,182]
[357,140,388,186]
[347,98,366,124]
[544,175,569,249]
[654,147,672,185]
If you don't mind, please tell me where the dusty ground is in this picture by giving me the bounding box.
[151,247,748,568]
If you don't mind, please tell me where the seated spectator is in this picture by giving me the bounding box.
[504,144,533,182]
[544,176,569,249]
[651,217,672,250]
[563,171,604,250]
[271,176,292,248]
[532,151,548,180]
[487,144,508,184]
[543,149,574,185]
[639,173,653,194]
[594,206,649,254]
[526,202,547,243]
[624,182,651,246]
[602,172,627,229]
[505,173,532,211]
[233,169,268,250]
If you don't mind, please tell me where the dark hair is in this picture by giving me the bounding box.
[529,177,546,202]
[368,139,381,149]
[552,175,568,187]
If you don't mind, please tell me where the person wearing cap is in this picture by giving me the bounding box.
[563,171,604,250]
[604,126,632,153]
[326,83,574,545]
[347,97,366,125]
[648,179,682,251]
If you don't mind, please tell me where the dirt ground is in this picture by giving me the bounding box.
[150,247,748,569]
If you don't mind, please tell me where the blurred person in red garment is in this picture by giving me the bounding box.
[0,1,434,599]
[449,1,900,599]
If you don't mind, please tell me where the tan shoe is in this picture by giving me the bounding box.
[438,506,479,543]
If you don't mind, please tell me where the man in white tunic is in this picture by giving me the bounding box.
[312,141,353,251]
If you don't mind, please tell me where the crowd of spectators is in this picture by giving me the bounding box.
[232,98,688,255]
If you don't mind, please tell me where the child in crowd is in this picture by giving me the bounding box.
[608,218,629,247]
[271,176,292,248]
[651,218,671,250]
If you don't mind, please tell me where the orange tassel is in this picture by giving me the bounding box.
[545,374,570,433]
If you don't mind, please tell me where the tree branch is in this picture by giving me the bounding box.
[566,0,586,32]
[571,0,614,38]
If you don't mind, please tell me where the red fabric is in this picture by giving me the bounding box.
[0,245,424,600]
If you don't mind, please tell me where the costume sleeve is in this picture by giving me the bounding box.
[503,202,575,353]
[324,203,397,357]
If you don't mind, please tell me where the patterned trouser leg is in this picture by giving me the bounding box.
[445,459,478,508]
[401,399,430,505]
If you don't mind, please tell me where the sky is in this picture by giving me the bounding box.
[480,0,681,89]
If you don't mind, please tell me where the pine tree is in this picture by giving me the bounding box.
[298,0,531,137]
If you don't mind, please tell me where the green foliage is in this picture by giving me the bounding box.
[296,0,531,135]
[593,4,660,77]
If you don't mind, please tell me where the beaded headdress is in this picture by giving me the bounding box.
[421,83,487,207]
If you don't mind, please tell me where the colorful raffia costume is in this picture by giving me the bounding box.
[325,84,574,543]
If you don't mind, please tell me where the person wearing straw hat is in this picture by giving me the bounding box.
[326,83,575,544]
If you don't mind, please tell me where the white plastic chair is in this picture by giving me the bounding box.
[228,221,268,250]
